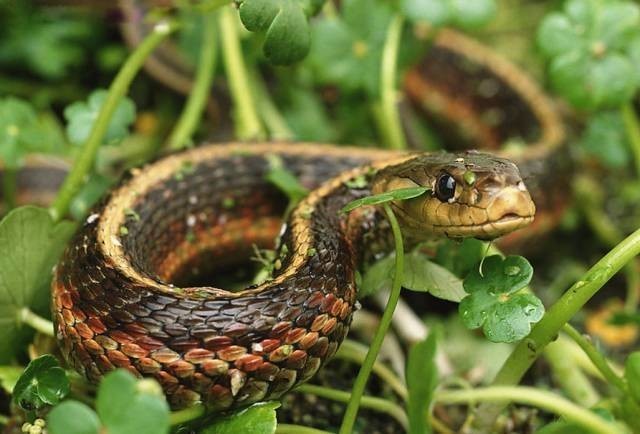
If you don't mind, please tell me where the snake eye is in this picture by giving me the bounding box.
[435,173,456,202]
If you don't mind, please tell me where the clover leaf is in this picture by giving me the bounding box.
[0,207,75,363]
[64,89,136,146]
[579,111,629,167]
[0,97,54,168]
[48,370,170,434]
[13,355,70,411]
[238,0,325,65]
[308,0,393,96]
[537,0,640,110]
[459,255,544,343]
[200,402,280,434]
[401,0,496,30]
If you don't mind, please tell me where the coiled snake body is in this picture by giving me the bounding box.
[52,143,535,410]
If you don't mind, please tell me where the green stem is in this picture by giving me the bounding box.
[49,20,178,222]
[472,227,640,432]
[335,339,408,400]
[275,425,333,434]
[19,308,54,337]
[249,68,294,140]
[378,14,406,150]
[544,339,600,407]
[2,166,17,212]
[166,12,217,150]
[169,403,205,426]
[218,7,265,140]
[438,386,628,434]
[621,103,640,178]
[562,323,627,394]
[339,203,405,434]
[299,384,408,430]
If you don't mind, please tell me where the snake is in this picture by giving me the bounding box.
[0,3,569,413]
[51,143,535,411]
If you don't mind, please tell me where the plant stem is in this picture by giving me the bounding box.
[378,14,407,150]
[437,386,628,434]
[49,21,178,222]
[562,323,627,394]
[166,12,217,150]
[169,403,205,425]
[249,68,294,140]
[621,103,640,178]
[2,166,17,212]
[275,425,333,434]
[472,227,640,433]
[19,308,54,337]
[339,203,405,434]
[299,384,408,430]
[335,339,408,400]
[544,338,600,407]
[218,7,265,140]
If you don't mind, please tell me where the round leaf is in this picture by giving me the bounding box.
[63,89,136,146]
[13,355,70,410]
[463,255,532,296]
[537,13,584,58]
[460,255,543,343]
[48,400,100,434]
[96,370,169,434]
[450,0,496,29]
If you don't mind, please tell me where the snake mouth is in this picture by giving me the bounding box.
[435,214,535,240]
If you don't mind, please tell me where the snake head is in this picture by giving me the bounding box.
[371,151,536,240]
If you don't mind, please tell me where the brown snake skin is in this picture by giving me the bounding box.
[52,144,534,410]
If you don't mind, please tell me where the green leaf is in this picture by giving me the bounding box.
[0,365,23,393]
[200,402,280,434]
[537,13,584,58]
[459,255,544,343]
[434,238,486,278]
[625,352,640,404]
[401,0,451,27]
[0,97,55,168]
[449,0,496,29]
[537,0,640,110]
[96,370,169,434]
[0,206,75,363]
[265,154,309,204]
[308,0,392,95]
[48,400,100,434]
[0,3,93,79]
[342,187,430,213]
[401,0,495,29]
[239,0,321,65]
[579,111,629,167]
[361,249,465,301]
[534,421,585,434]
[63,89,136,146]
[13,355,70,410]
[406,331,438,434]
